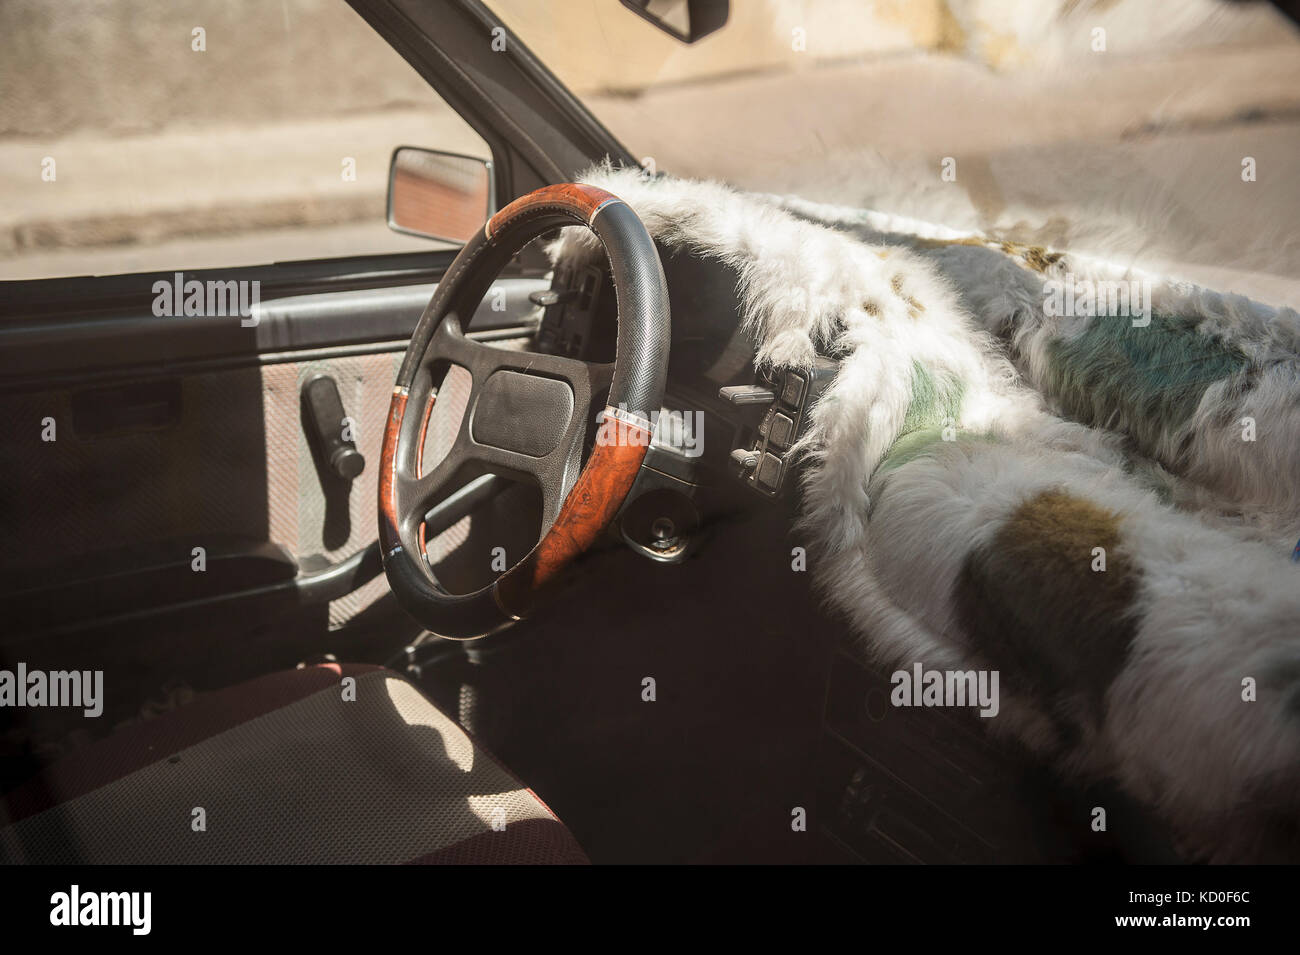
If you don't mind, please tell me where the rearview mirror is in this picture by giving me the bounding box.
[386,147,494,244]
[619,0,729,44]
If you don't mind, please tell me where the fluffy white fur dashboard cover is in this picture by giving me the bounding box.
[550,165,1300,862]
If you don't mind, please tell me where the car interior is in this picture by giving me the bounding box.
[1,0,1297,869]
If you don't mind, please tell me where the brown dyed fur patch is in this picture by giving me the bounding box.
[953,489,1141,728]
[890,273,925,319]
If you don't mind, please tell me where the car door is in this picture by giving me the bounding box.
[0,0,624,764]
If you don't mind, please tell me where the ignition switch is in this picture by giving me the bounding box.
[649,516,678,551]
[619,488,699,563]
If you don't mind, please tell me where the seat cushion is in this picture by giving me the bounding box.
[0,664,587,864]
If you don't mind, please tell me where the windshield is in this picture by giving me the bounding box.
[494,0,1300,305]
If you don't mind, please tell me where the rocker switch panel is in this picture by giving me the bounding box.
[726,358,837,498]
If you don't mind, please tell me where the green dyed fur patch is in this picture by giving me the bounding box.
[1046,313,1247,451]
[879,362,965,472]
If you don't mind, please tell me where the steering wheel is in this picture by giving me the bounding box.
[378,184,670,638]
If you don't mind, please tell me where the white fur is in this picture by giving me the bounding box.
[766,192,1300,543]
[552,165,1300,860]
[861,435,1300,861]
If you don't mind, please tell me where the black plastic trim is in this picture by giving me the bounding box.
[0,277,547,391]
[0,250,459,319]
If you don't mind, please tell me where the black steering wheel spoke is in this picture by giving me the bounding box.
[397,442,465,529]
[419,313,614,531]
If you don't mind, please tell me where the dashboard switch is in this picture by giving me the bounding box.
[756,452,783,491]
[730,447,759,470]
[780,372,806,407]
[768,412,795,449]
[528,288,578,308]
[719,384,776,406]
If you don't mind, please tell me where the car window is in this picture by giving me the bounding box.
[0,0,489,280]
[495,0,1300,306]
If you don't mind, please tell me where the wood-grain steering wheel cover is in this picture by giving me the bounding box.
[378,183,670,638]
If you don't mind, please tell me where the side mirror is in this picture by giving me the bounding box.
[619,0,729,44]
[386,147,494,244]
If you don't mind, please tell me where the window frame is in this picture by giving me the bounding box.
[0,0,634,323]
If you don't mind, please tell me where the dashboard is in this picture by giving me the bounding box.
[536,244,836,561]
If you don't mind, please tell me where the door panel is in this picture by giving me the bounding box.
[0,276,546,640]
